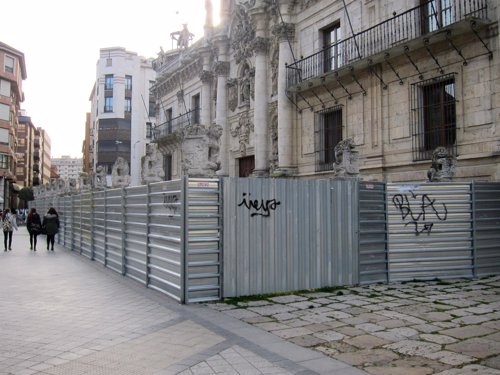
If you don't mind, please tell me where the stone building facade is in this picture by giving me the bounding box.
[151,0,500,182]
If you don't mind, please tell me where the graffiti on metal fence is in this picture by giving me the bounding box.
[392,191,448,235]
[238,192,281,217]
[163,193,180,217]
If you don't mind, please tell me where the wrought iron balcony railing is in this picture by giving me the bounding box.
[287,0,488,90]
[152,108,200,141]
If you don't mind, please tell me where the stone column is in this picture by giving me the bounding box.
[249,8,269,176]
[274,21,296,175]
[199,48,213,127]
[214,37,230,176]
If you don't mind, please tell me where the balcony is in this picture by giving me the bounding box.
[152,108,199,143]
[287,0,490,92]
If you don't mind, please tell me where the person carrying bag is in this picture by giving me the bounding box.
[26,208,42,251]
[2,208,18,251]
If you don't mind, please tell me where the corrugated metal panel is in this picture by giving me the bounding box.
[222,178,358,298]
[123,185,148,285]
[358,182,388,284]
[386,183,473,281]
[104,189,124,274]
[147,179,184,302]
[473,182,500,277]
[185,178,221,303]
[80,192,92,259]
[93,191,106,265]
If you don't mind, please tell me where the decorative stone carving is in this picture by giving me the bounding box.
[214,61,230,76]
[272,23,295,42]
[79,173,91,191]
[176,90,185,104]
[111,157,131,188]
[299,0,319,11]
[141,143,165,184]
[68,178,78,194]
[252,37,269,54]
[269,36,279,96]
[184,123,207,137]
[269,104,279,174]
[240,66,252,103]
[94,165,107,189]
[227,78,238,112]
[170,24,195,49]
[231,5,256,64]
[427,147,457,182]
[231,112,254,156]
[199,70,213,84]
[57,179,65,193]
[333,138,360,178]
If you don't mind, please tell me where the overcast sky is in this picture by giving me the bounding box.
[4,0,219,158]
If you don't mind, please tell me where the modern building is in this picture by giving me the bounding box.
[151,0,499,182]
[35,128,51,186]
[16,112,37,187]
[89,47,156,186]
[0,41,26,208]
[51,155,83,182]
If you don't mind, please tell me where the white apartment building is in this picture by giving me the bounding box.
[89,47,156,186]
[52,155,82,182]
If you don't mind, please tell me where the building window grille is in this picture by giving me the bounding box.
[315,106,343,172]
[411,73,457,161]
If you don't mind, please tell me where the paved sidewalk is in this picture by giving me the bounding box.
[0,230,365,375]
[208,276,500,375]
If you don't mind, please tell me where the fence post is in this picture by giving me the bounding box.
[145,183,151,286]
[90,190,95,261]
[121,187,127,276]
[181,177,188,304]
[104,189,108,268]
[471,181,477,279]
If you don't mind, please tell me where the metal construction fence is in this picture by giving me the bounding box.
[32,178,500,302]
[32,178,221,304]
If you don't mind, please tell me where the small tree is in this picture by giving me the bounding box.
[18,187,34,206]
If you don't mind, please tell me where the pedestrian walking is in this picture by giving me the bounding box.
[2,208,18,251]
[26,208,42,251]
[42,207,59,251]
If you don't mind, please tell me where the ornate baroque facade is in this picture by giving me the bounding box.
[151,0,500,182]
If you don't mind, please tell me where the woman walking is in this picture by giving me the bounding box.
[26,208,42,251]
[2,208,18,251]
[42,207,59,251]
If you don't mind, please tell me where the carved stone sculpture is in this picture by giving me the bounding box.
[334,138,359,179]
[94,165,107,189]
[427,147,456,182]
[231,112,254,156]
[111,157,131,188]
[141,143,165,184]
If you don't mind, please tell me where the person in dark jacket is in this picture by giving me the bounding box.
[42,207,60,251]
[26,208,42,251]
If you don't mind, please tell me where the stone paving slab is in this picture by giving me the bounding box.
[0,231,366,375]
[209,275,500,374]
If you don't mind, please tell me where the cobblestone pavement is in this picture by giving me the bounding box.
[0,231,365,375]
[207,276,500,375]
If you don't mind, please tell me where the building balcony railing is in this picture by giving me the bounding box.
[287,0,489,91]
[152,108,200,142]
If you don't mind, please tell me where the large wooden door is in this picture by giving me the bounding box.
[239,156,255,177]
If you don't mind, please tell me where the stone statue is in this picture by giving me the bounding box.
[141,143,165,184]
[111,157,131,188]
[94,165,107,189]
[170,24,195,49]
[79,173,91,191]
[427,146,456,182]
[333,138,359,179]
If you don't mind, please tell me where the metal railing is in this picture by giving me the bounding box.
[287,0,488,88]
[152,108,200,141]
